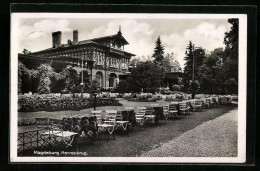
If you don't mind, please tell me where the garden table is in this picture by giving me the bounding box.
[97,123,116,141]
[40,127,78,149]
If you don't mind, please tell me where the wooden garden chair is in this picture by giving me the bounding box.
[162,105,169,121]
[135,107,146,129]
[205,98,211,108]
[104,110,117,124]
[194,100,203,111]
[179,102,190,115]
[144,106,156,124]
[92,110,115,141]
[115,111,130,134]
[210,98,215,107]
[168,103,178,118]
[91,110,103,124]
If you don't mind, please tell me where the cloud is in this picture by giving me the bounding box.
[18,19,230,69]
[161,22,229,68]
[79,19,155,60]
[19,19,72,40]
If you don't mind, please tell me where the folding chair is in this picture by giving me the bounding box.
[179,102,190,114]
[214,97,219,106]
[104,110,117,124]
[92,110,116,141]
[91,110,103,124]
[194,100,203,111]
[210,98,215,107]
[168,103,178,118]
[135,107,146,129]
[162,105,169,122]
[205,98,211,108]
[144,106,156,124]
[115,111,130,134]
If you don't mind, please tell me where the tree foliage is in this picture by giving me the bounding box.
[128,61,163,93]
[198,48,224,94]
[194,19,238,95]
[88,79,101,96]
[18,62,81,94]
[163,53,182,72]
[183,41,205,93]
[152,36,165,63]
[222,18,239,94]
[36,63,61,94]
[62,66,78,93]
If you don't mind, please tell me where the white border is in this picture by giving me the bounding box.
[10,13,247,163]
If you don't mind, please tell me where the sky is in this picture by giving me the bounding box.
[18,17,231,68]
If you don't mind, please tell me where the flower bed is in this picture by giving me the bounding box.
[18,94,121,112]
[127,97,157,102]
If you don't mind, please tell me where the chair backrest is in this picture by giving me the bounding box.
[163,105,169,114]
[136,106,146,112]
[145,107,154,115]
[105,110,117,121]
[116,111,123,121]
[169,104,177,111]
[91,110,102,121]
[179,102,187,110]
[135,107,146,118]
[195,100,202,105]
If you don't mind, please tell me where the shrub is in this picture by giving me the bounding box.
[172,85,181,92]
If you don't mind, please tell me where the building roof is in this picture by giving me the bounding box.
[31,40,99,54]
[88,32,129,45]
[28,30,134,56]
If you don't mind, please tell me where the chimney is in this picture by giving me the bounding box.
[73,30,78,44]
[52,31,61,48]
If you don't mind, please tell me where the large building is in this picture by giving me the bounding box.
[19,28,135,89]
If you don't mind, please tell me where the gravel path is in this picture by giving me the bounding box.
[141,108,237,157]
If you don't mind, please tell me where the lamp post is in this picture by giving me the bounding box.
[186,44,202,99]
[93,93,97,110]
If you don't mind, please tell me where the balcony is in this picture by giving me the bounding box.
[110,48,124,56]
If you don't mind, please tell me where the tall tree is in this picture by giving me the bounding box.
[221,18,239,94]
[183,41,194,91]
[152,36,165,63]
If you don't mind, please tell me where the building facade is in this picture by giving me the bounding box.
[19,28,135,89]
